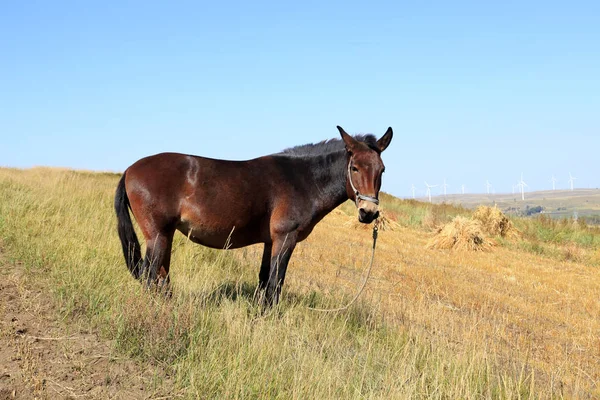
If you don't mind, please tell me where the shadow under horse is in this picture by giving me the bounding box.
[114,126,393,305]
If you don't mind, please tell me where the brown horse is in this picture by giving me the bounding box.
[115,126,393,304]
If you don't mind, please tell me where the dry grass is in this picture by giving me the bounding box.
[1,168,600,398]
[297,209,600,399]
[427,216,493,251]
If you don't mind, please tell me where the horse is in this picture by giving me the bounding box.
[114,126,393,304]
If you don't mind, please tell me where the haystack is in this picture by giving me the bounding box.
[427,216,493,251]
[344,210,400,232]
[472,205,518,239]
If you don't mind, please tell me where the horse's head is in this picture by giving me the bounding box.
[338,126,393,224]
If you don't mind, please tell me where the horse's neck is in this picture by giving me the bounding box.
[308,151,349,213]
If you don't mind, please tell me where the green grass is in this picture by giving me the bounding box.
[514,214,600,248]
[0,168,541,398]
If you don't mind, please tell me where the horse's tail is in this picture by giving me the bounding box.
[114,173,142,279]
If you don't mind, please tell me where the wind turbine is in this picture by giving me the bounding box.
[517,173,528,201]
[410,184,416,199]
[442,178,449,196]
[461,184,466,195]
[485,180,492,194]
[550,175,558,191]
[568,173,577,191]
[424,182,438,203]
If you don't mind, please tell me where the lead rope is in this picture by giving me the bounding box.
[307,219,379,312]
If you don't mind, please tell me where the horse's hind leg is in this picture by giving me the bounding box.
[141,230,174,293]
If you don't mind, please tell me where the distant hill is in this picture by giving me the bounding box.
[415,189,600,220]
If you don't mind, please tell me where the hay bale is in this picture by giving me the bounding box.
[427,216,493,251]
[375,213,401,232]
[472,206,518,238]
[562,243,585,263]
[331,208,347,217]
[421,209,440,230]
[344,211,400,232]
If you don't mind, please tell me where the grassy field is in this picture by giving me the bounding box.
[1,168,599,398]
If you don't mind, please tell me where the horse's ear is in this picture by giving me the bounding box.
[337,126,358,153]
[377,127,393,152]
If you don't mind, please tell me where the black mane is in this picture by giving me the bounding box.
[279,134,379,157]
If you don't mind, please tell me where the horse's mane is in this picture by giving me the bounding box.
[279,134,379,157]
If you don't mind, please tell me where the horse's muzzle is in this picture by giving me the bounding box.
[358,208,379,224]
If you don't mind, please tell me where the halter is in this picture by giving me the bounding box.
[347,159,380,206]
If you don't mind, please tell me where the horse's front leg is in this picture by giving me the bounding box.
[264,232,297,306]
[258,243,273,291]
[254,243,272,303]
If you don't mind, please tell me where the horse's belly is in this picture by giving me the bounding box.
[176,219,266,249]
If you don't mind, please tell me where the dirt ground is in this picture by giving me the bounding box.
[0,250,175,400]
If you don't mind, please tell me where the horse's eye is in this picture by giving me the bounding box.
[352,166,359,172]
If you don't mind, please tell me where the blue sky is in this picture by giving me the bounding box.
[1,1,599,197]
